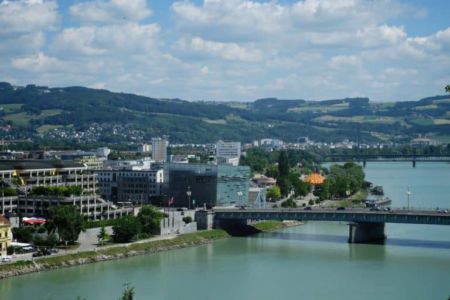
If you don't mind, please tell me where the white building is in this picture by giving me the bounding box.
[216,140,241,166]
[138,143,151,153]
[97,169,164,203]
[152,138,168,162]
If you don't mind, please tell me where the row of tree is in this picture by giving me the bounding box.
[315,162,365,200]
[29,186,83,197]
[112,205,164,243]
[12,205,165,247]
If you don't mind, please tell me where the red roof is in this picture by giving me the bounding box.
[0,215,10,225]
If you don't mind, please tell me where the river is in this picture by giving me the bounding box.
[1,162,450,300]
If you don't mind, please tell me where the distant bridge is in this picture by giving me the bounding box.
[322,154,450,167]
[214,208,450,243]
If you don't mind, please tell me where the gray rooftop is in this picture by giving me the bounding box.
[0,160,84,171]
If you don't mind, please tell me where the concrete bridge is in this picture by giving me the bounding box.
[322,154,450,167]
[213,208,450,244]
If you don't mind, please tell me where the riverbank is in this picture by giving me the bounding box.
[0,229,230,280]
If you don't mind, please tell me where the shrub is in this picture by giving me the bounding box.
[182,216,192,224]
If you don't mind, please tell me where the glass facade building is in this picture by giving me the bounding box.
[164,163,250,207]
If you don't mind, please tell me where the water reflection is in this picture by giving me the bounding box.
[258,231,450,250]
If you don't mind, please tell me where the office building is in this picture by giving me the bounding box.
[97,169,164,204]
[0,160,132,220]
[163,163,250,208]
[216,140,241,166]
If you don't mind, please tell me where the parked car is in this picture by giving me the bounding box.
[304,206,312,210]
[1,256,12,263]
[336,207,346,211]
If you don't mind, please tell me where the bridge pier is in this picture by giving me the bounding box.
[412,160,416,168]
[363,160,366,168]
[348,222,386,244]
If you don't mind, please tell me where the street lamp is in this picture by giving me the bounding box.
[186,186,192,210]
[406,186,411,211]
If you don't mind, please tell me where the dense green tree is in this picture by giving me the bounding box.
[266,186,281,201]
[281,198,297,208]
[46,205,84,244]
[278,150,290,178]
[445,85,450,93]
[137,205,164,233]
[277,176,291,197]
[288,173,309,197]
[0,188,17,197]
[113,216,142,243]
[97,225,108,245]
[12,226,35,243]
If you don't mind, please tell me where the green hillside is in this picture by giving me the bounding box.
[0,82,449,149]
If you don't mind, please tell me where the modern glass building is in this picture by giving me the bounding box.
[163,163,250,207]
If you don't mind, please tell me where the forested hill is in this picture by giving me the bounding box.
[0,82,449,148]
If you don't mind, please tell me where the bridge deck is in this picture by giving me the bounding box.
[214,208,450,225]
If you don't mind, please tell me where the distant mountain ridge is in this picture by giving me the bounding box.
[0,82,449,148]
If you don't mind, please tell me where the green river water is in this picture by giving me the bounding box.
[1,162,450,300]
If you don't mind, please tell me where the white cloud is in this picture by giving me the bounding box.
[70,0,152,24]
[0,0,58,36]
[177,37,262,62]
[11,52,65,72]
[52,23,160,56]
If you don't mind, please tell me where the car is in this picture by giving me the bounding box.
[49,248,59,254]
[239,205,246,210]
[438,209,448,214]
[304,206,312,210]
[336,207,346,211]
[32,252,43,258]
[1,256,12,263]
[383,207,391,211]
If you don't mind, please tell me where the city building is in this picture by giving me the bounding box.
[0,160,132,220]
[103,158,155,171]
[97,169,164,204]
[138,144,151,153]
[216,140,241,166]
[0,215,12,257]
[163,163,250,208]
[152,138,168,162]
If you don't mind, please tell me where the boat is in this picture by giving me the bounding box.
[370,185,384,195]
[365,197,392,208]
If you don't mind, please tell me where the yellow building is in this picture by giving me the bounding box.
[0,215,12,257]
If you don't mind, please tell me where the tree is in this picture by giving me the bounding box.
[182,216,192,224]
[445,85,450,93]
[97,225,108,245]
[46,205,84,244]
[278,150,290,178]
[113,216,142,243]
[266,186,281,201]
[137,205,164,234]
[120,284,135,300]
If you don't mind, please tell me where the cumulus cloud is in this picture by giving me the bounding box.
[51,23,160,56]
[1,0,449,101]
[70,0,152,24]
[0,0,58,36]
[176,37,262,62]
[11,52,65,72]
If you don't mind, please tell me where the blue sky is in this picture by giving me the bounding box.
[0,0,449,101]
